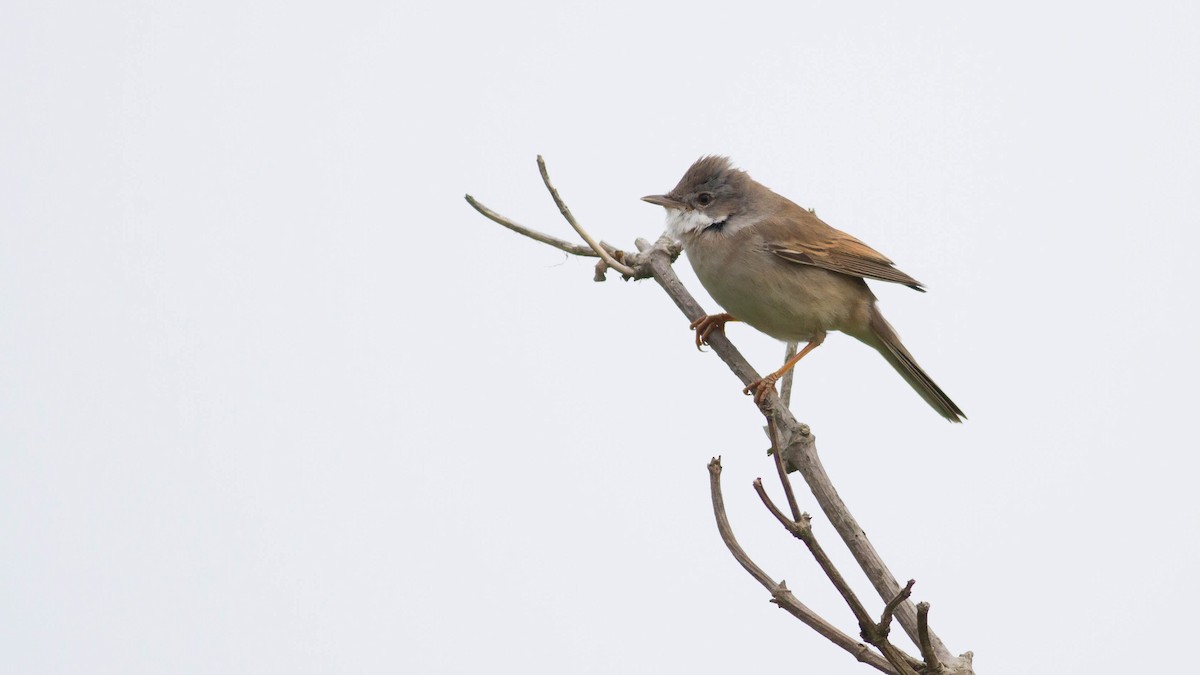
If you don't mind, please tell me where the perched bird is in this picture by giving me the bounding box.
[642,156,965,422]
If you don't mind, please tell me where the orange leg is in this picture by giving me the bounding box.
[689,313,738,351]
[743,336,825,405]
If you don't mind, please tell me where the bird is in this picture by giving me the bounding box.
[642,156,965,422]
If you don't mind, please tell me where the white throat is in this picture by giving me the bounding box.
[663,209,717,241]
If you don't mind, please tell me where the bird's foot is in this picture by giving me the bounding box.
[743,374,781,406]
[689,313,736,351]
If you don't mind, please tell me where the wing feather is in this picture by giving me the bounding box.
[761,213,926,291]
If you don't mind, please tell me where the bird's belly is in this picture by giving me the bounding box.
[690,251,869,342]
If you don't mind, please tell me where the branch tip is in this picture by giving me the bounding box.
[879,580,916,633]
[916,601,944,673]
[464,194,598,257]
[536,155,637,277]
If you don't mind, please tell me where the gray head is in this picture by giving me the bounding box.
[642,156,756,239]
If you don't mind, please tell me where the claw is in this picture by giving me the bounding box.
[690,313,737,351]
[742,375,779,406]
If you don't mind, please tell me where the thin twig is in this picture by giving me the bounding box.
[879,580,916,636]
[766,415,802,522]
[753,484,880,649]
[872,581,923,675]
[753,471,923,675]
[752,478,795,531]
[708,458,898,675]
[464,194,597,257]
[809,531,877,634]
[779,341,798,408]
[776,423,954,662]
[708,458,783,591]
[917,602,945,674]
[536,156,637,277]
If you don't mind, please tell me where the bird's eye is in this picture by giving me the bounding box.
[696,192,714,207]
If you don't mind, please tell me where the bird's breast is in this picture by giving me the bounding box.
[684,230,873,342]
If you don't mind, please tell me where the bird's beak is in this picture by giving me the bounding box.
[641,194,687,210]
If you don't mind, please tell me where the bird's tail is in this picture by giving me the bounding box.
[865,309,966,423]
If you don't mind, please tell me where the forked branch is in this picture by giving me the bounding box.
[709,458,896,674]
[756,419,926,674]
[467,156,975,675]
[535,155,636,277]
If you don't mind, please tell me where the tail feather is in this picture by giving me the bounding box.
[867,310,966,423]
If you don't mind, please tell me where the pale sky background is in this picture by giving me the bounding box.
[3,2,1199,673]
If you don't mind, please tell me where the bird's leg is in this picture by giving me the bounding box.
[744,335,825,405]
[689,313,739,351]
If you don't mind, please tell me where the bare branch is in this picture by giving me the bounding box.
[860,582,924,675]
[536,156,638,277]
[879,580,916,637]
[917,602,945,674]
[807,529,877,633]
[708,458,782,591]
[626,238,958,660]
[753,473,923,674]
[469,163,974,674]
[464,194,597,257]
[877,644,923,675]
[778,431,952,662]
[633,237,774,394]
[751,478,795,531]
[708,458,898,675]
[766,415,802,522]
[779,341,798,408]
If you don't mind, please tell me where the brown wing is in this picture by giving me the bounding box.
[761,211,926,291]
